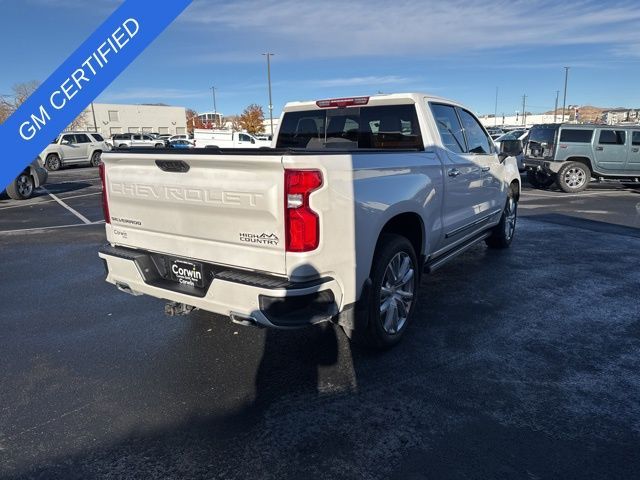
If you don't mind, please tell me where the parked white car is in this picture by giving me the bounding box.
[99,93,522,349]
[109,133,166,149]
[40,132,109,171]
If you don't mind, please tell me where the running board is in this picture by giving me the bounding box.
[424,231,491,273]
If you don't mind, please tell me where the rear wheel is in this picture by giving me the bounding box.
[526,170,555,189]
[45,154,61,171]
[556,161,590,193]
[90,151,101,167]
[357,234,419,349]
[155,143,164,148]
[6,173,35,200]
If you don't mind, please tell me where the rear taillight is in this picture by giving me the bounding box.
[285,169,323,252]
[98,162,110,224]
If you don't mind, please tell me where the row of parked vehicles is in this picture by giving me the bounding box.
[4,116,640,200]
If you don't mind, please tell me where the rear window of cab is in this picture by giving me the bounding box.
[276,104,423,150]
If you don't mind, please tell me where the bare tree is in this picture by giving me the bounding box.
[239,104,265,135]
[0,80,40,124]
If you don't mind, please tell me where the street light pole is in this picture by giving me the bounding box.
[210,86,217,128]
[494,87,498,127]
[522,94,527,126]
[561,67,570,123]
[262,53,274,136]
[554,90,559,123]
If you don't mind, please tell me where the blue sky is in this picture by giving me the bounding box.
[1,0,640,118]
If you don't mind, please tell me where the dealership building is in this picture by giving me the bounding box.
[74,103,187,136]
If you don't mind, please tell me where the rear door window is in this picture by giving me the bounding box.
[598,130,626,145]
[633,131,640,146]
[430,103,466,153]
[559,129,593,143]
[75,134,91,143]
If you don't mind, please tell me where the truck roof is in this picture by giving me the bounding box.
[282,92,464,112]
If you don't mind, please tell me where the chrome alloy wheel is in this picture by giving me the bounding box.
[504,196,517,241]
[379,252,415,334]
[564,167,586,189]
[16,174,33,198]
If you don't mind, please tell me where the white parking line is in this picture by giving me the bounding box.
[521,190,629,198]
[0,220,104,235]
[0,191,102,211]
[43,188,91,224]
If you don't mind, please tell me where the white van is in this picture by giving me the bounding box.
[192,129,271,149]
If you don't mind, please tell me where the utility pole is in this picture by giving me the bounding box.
[90,102,98,133]
[210,86,217,128]
[553,90,559,123]
[262,53,274,136]
[494,87,499,127]
[522,94,527,126]
[561,66,570,123]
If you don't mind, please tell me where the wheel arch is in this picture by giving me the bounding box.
[565,156,593,172]
[374,212,425,266]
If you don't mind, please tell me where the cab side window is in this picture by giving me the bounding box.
[458,109,492,154]
[75,134,91,143]
[430,103,465,153]
[632,131,640,146]
[61,135,74,144]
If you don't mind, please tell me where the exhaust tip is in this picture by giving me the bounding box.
[230,312,261,328]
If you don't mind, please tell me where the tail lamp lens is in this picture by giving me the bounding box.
[285,170,322,252]
[99,162,110,224]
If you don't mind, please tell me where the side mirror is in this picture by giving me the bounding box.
[499,139,522,162]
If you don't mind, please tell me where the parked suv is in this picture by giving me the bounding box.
[523,124,640,192]
[110,133,166,149]
[40,132,109,171]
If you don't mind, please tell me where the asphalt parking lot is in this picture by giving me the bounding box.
[1,168,639,479]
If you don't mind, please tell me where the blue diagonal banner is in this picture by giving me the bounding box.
[0,0,192,190]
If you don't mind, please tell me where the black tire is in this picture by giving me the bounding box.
[6,173,35,200]
[90,151,101,167]
[45,154,61,171]
[118,144,128,148]
[526,170,555,189]
[556,161,590,193]
[486,186,518,249]
[356,234,419,349]
[154,143,164,148]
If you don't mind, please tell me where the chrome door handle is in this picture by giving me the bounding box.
[596,146,604,151]
[481,166,491,172]
[448,168,461,177]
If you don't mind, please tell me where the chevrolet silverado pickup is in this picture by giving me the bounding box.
[98,93,522,348]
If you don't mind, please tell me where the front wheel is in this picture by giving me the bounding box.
[6,173,35,200]
[556,162,590,193]
[485,188,518,249]
[357,234,419,349]
[526,170,555,189]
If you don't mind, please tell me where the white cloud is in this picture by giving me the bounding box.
[101,88,204,101]
[181,0,640,60]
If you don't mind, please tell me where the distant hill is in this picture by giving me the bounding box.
[542,105,610,122]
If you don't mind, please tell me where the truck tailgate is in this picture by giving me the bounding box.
[102,151,286,275]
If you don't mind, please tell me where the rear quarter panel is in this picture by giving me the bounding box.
[283,151,444,308]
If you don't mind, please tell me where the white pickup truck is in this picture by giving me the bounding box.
[193,129,271,149]
[98,93,522,348]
